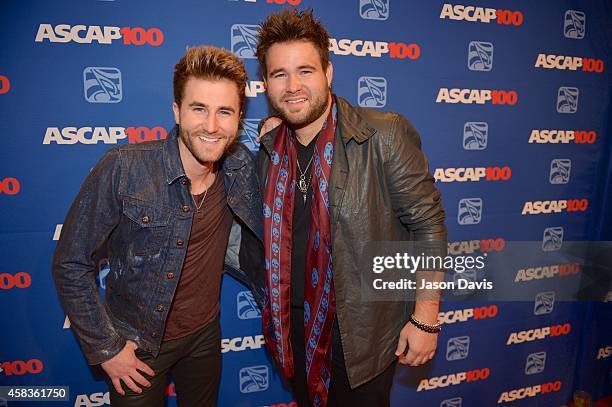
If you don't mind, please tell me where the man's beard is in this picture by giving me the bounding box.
[178,127,236,165]
[274,90,330,128]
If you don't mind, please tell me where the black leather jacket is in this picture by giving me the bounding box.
[239,97,447,388]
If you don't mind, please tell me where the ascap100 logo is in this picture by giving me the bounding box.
[534,291,555,315]
[0,359,44,376]
[417,367,490,391]
[0,272,32,289]
[521,199,588,215]
[0,75,9,94]
[246,81,266,97]
[564,10,585,39]
[222,335,265,353]
[557,87,579,113]
[463,122,487,150]
[440,4,523,26]
[468,41,493,71]
[506,323,571,345]
[438,305,498,324]
[0,177,20,195]
[84,67,122,103]
[360,0,389,20]
[436,88,517,105]
[43,127,167,144]
[448,238,505,255]
[529,129,596,144]
[549,159,571,184]
[358,77,387,108]
[525,351,547,375]
[239,365,269,393]
[535,54,604,73]
[498,381,562,403]
[457,198,482,225]
[434,167,511,183]
[597,346,612,359]
[329,38,420,60]
[35,24,164,46]
[515,263,579,282]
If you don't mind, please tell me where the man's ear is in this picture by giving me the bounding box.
[325,61,333,87]
[172,102,180,124]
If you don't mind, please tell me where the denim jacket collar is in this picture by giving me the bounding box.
[163,126,187,185]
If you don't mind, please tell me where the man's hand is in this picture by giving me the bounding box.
[395,322,438,366]
[256,116,282,143]
[101,340,155,395]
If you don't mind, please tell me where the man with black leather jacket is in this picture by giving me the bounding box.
[52,46,261,407]
[238,9,448,407]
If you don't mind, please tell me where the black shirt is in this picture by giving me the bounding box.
[291,135,317,308]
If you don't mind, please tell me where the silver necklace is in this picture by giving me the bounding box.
[191,188,208,212]
[296,154,314,203]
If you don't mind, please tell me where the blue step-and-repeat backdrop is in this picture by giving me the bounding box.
[1,1,611,406]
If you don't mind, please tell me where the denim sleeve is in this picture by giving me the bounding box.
[51,148,126,365]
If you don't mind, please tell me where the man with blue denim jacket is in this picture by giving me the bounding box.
[52,46,262,407]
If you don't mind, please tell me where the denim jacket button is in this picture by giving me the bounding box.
[150,332,157,338]
[182,205,190,213]
[167,272,175,279]
[177,239,184,246]
[142,215,150,224]
[181,178,188,185]
[156,304,164,312]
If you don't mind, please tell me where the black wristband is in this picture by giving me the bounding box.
[409,314,442,333]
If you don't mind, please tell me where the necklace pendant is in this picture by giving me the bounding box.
[303,193,307,204]
[298,178,307,193]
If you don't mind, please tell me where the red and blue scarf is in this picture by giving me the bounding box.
[262,100,337,407]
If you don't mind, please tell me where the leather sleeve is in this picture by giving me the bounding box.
[383,114,448,243]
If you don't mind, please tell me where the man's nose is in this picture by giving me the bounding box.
[286,74,302,93]
[205,113,219,134]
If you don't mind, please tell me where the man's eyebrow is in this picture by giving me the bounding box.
[188,101,236,113]
[268,64,318,77]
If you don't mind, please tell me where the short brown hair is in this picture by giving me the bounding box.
[256,9,330,77]
[173,46,248,108]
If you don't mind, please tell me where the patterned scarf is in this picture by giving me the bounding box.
[262,100,337,407]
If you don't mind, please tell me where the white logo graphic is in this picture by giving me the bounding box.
[83,67,122,103]
[525,351,546,375]
[458,198,482,225]
[468,41,493,71]
[446,336,470,361]
[239,365,269,393]
[534,291,555,315]
[542,227,564,251]
[237,290,261,319]
[360,0,390,20]
[358,76,387,108]
[549,159,571,184]
[564,10,586,39]
[231,24,259,59]
[463,122,488,150]
[557,87,579,113]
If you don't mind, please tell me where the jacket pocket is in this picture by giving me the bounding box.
[122,197,172,256]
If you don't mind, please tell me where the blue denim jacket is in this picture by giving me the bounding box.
[52,126,262,365]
